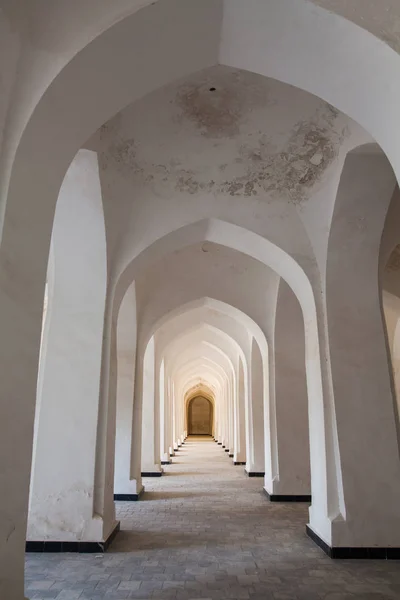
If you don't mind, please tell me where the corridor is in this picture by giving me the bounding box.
[25,438,400,600]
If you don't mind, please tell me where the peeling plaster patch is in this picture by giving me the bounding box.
[99,136,144,178]
[219,107,347,204]
[175,173,215,195]
[175,67,272,139]
[96,67,352,203]
[176,83,241,138]
[386,245,400,272]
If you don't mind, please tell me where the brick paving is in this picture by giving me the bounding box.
[26,437,400,599]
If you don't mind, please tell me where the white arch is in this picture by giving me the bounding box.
[3,2,400,589]
[152,296,267,357]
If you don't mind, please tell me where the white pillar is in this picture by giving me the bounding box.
[159,360,171,463]
[114,283,139,497]
[268,279,310,498]
[141,337,162,474]
[28,150,113,543]
[246,338,265,475]
[227,373,235,454]
[234,356,247,464]
[314,151,400,549]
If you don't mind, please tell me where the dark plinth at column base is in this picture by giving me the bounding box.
[234,461,246,465]
[222,445,226,448]
[217,442,222,445]
[306,525,400,559]
[245,470,265,477]
[141,471,163,477]
[224,449,229,453]
[264,489,311,502]
[228,454,234,458]
[114,486,144,502]
[26,521,120,554]
[161,460,171,465]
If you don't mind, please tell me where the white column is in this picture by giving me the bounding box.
[234,356,247,464]
[268,279,310,497]
[311,151,400,548]
[159,360,171,463]
[227,374,235,454]
[168,378,175,456]
[246,338,265,475]
[141,337,162,474]
[114,283,139,497]
[28,150,112,543]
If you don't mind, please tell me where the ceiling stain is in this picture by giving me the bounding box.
[218,107,347,204]
[175,68,273,139]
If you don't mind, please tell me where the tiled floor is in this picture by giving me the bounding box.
[26,437,400,599]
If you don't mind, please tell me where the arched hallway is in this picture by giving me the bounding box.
[26,438,400,600]
[4,2,400,598]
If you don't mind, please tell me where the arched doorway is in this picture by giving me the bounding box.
[188,396,213,435]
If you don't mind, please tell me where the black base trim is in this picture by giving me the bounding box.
[224,449,229,453]
[218,442,222,445]
[234,461,246,466]
[306,525,400,559]
[161,461,171,465]
[229,454,234,458]
[141,471,163,477]
[114,486,144,502]
[26,522,120,554]
[264,489,311,502]
[245,470,265,477]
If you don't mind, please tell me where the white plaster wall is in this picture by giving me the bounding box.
[235,356,247,464]
[248,338,265,474]
[326,151,400,546]
[382,292,400,427]
[141,336,161,473]
[28,150,107,541]
[272,278,310,496]
[114,282,137,494]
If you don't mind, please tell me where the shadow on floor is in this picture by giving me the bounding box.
[161,470,214,477]
[141,490,219,501]
[111,530,219,552]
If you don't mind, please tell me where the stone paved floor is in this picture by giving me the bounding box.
[26,437,400,599]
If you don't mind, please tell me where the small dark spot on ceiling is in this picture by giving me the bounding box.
[209,87,216,92]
